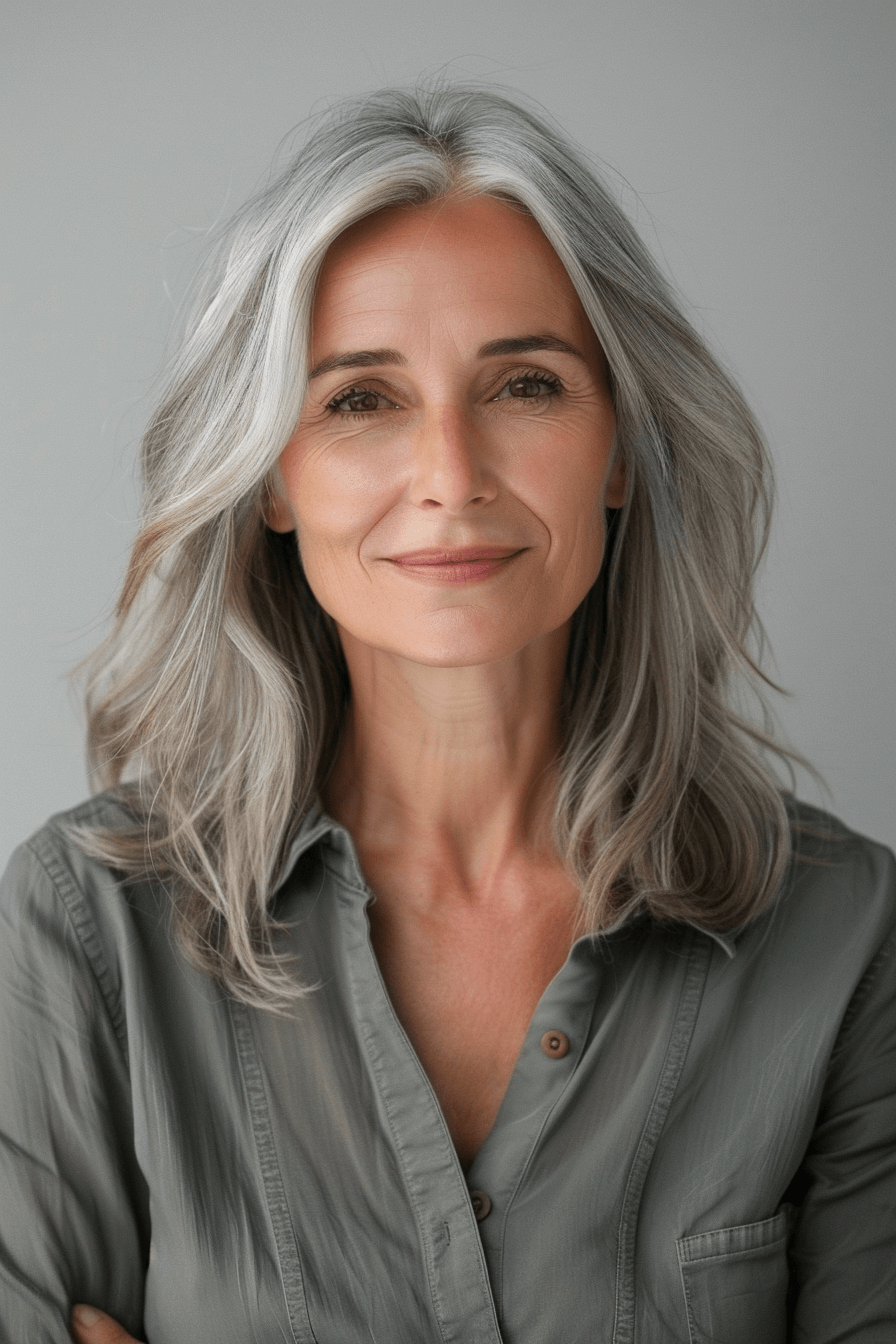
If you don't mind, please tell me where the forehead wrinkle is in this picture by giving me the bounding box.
[313,251,417,325]
[310,202,595,380]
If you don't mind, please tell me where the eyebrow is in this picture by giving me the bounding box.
[307,333,587,380]
[308,348,404,379]
[477,334,587,362]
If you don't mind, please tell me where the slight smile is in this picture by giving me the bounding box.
[387,546,526,585]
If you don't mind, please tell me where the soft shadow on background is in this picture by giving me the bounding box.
[2,0,894,858]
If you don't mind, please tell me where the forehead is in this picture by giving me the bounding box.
[310,195,594,351]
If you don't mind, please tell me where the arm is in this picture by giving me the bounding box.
[0,839,149,1342]
[789,863,896,1340]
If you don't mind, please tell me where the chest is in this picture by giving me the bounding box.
[135,862,827,1344]
[364,867,583,1169]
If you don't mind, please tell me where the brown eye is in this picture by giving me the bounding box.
[328,387,395,415]
[494,372,562,401]
[510,377,542,398]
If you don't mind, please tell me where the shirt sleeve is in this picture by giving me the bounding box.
[0,836,149,1343]
[788,846,896,1342]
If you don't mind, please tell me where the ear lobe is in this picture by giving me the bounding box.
[263,483,297,534]
[603,454,627,510]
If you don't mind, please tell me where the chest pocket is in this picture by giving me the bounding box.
[676,1205,792,1344]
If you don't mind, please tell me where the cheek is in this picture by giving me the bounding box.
[282,443,394,554]
[517,433,613,543]
[280,448,406,627]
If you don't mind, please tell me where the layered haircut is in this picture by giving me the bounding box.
[80,82,800,1009]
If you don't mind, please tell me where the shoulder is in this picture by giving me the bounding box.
[734,797,896,990]
[0,792,167,1022]
[783,796,896,921]
[2,790,147,928]
[6,788,135,882]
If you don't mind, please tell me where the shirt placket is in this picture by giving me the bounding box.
[464,939,601,1312]
[327,835,506,1344]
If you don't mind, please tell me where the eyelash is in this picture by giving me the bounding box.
[325,368,563,418]
[494,369,563,401]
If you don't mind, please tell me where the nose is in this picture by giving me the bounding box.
[407,405,497,512]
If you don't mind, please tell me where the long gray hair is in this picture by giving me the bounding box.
[80,82,800,1009]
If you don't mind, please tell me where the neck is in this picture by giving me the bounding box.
[324,623,571,897]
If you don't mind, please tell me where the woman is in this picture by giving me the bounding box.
[1,84,893,1344]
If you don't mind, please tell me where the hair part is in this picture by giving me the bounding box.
[78,80,804,1010]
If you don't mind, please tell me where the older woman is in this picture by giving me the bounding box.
[1,85,893,1344]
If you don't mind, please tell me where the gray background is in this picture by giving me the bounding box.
[2,0,894,862]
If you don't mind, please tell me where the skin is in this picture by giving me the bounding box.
[72,194,624,1342]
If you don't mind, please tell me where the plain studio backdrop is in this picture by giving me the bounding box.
[2,0,894,862]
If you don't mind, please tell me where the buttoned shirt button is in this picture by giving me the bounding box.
[540,1029,571,1059]
[469,1190,492,1222]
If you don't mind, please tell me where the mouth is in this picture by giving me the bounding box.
[390,545,523,564]
[387,545,525,584]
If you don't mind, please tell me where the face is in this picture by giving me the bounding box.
[268,194,624,668]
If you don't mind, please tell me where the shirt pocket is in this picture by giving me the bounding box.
[676,1204,793,1344]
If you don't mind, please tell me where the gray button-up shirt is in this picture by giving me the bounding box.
[1,792,894,1343]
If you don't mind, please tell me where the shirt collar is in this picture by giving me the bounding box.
[686,923,738,958]
[271,800,340,894]
[272,805,740,958]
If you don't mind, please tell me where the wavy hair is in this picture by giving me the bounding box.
[79,81,801,1008]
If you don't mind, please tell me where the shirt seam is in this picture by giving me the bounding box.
[328,865,504,1344]
[832,933,896,1048]
[611,929,713,1344]
[23,829,130,1068]
[494,981,604,1310]
[351,998,460,1344]
[678,1235,789,1267]
[676,1206,790,1255]
[228,1000,318,1344]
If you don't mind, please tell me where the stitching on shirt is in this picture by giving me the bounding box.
[833,929,896,1049]
[229,999,319,1344]
[677,1253,700,1344]
[348,944,475,1343]
[611,929,713,1344]
[676,1206,791,1260]
[327,865,504,1344]
[355,1019,458,1344]
[679,1233,789,1267]
[493,959,607,1309]
[23,830,130,1067]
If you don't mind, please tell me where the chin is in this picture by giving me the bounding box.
[383,617,549,669]
[396,645,514,669]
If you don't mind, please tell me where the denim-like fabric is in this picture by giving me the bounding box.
[0,793,894,1343]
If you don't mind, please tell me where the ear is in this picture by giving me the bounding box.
[603,450,627,510]
[263,474,297,533]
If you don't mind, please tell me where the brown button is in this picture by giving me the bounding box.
[470,1190,492,1222]
[540,1029,571,1059]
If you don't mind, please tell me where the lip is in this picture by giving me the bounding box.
[387,545,525,585]
[389,546,522,564]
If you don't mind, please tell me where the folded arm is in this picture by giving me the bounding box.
[0,840,149,1342]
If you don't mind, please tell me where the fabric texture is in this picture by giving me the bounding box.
[0,792,894,1343]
